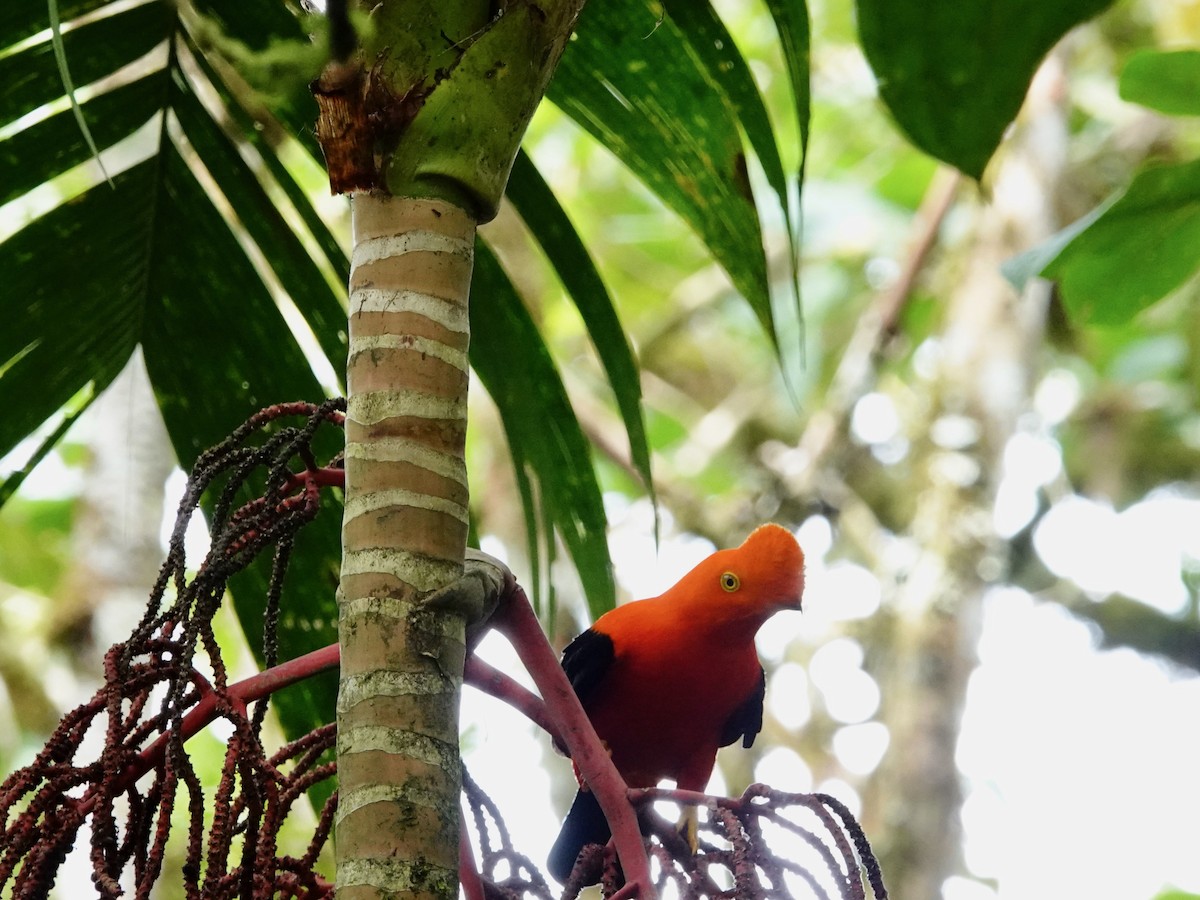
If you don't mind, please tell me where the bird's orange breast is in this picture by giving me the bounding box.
[582,611,762,789]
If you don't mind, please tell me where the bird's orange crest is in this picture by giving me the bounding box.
[665,523,805,619]
[730,523,805,611]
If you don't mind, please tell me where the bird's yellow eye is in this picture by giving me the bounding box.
[720,572,740,592]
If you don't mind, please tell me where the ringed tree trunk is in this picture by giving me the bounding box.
[322,2,586,897]
[337,195,477,899]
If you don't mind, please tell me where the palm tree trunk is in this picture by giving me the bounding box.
[336,193,475,899]
[325,3,586,893]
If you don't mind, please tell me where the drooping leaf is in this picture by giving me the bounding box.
[1042,159,1200,325]
[48,0,111,184]
[663,0,791,221]
[1001,197,1114,292]
[763,0,811,171]
[663,0,807,381]
[140,143,342,728]
[170,48,348,387]
[0,73,163,207]
[153,80,344,671]
[0,162,153,463]
[139,152,328,463]
[1120,49,1200,117]
[470,242,616,620]
[505,150,655,511]
[758,0,811,385]
[856,0,1114,178]
[1,1,345,742]
[550,0,775,344]
[2,0,106,45]
[183,29,351,326]
[0,0,170,125]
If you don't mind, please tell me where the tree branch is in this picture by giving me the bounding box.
[464,655,563,745]
[71,558,653,898]
[789,167,961,495]
[1059,590,1200,671]
[83,644,340,816]
[491,584,656,900]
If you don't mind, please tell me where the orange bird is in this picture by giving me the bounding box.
[548,523,805,882]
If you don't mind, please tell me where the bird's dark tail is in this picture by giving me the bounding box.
[548,788,611,883]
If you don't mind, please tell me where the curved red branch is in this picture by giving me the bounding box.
[491,584,656,900]
[458,808,487,900]
[76,564,653,897]
[463,655,563,746]
[84,644,341,815]
[283,466,345,492]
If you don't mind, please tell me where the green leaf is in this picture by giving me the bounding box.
[1,0,344,741]
[856,0,1114,178]
[0,0,171,126]
[1001,196,1114,292]
[0,162,151,463]
[180,31,349,375]
[170,55,348,389]
[1,0,106,46]
[550,0,774,343]
[763,0,811,170]
[48,0,111,184]
[664,0,807,379]
[0,73,163,207]
[1120,49,1200,117]
[1042,159,1200,325]
[761,0,811,387]
[505,150,655,509]
[141,144,341,730]
[663,0,790,217]
[470,242,616,621]
[141,155,327,462]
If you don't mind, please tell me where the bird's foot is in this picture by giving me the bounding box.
[675,807,699,855]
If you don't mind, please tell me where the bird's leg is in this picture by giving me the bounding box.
[673,771,712,856]
[675,808,700,855]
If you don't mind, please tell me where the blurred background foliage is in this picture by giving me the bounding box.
[2,0,1200,897]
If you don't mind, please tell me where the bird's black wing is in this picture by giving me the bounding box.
[720,666,765,749]
[553,628,615,757]
[560,627,615,704]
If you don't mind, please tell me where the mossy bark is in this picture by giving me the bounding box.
[326,3,588,896]
[337,195,475,900]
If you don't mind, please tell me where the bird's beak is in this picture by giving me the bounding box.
[781,574,805,611]
[775,584,803,611]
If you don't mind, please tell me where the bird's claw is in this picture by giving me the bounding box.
[675,807,699,855]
